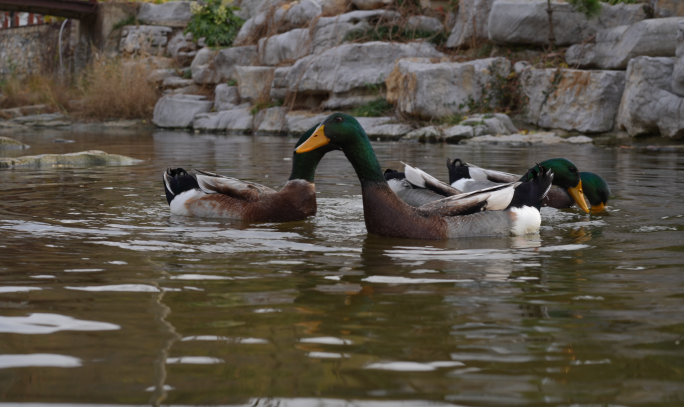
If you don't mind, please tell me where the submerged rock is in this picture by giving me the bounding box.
[0,151,141,169]
[0,136,29,149]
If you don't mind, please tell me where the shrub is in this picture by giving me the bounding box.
[185,0,244,47]
[0,74,71,111]
[351,99,394,117]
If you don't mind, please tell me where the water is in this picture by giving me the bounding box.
[0,128,683,406]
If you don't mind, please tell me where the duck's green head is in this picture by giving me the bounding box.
[580,172,610,213]
[522,158,589,213]
[289,123,339,182]
[295,113,367,153]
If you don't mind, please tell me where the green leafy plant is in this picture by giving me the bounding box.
[250,100,283,116]
[351,99,394,117]
[184,0,245,47]
[346,25,448,47]
[113,16,137,30]
[226,79,237,87]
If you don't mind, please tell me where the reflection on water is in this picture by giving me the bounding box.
[0,128,683,406]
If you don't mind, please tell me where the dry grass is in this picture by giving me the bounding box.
[78,55,160,121]
[0,75,71,111]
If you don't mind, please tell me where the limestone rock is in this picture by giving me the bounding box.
[215,46,260,82]
[119,25,173,54]
[461,113,518,135]
[193,108,254,133]
[352,0,393,10]
[446,0,495,49]
[233,12,269,46]
[167,31,196,60]
[673,21,684,96]
[258,29,311,66]
[522,68,625,133]
[162,77,194,89]
[287,42,443,109]
[137,1,192,27]
[215,84,241,111]
[12,113,70,127]
[386,57,510,119]
[0,151,141,169]
[316,0,349,16]
[400,126,443,142]
[270,67,292,101]
[254,106,289,135]
[152,95,213,128]
[617,56,684,138]
[655,0,684,18]
[0,136,29,149]
[462,132,593,145]
[190,48,220,84]
[235,66,276,101]
[566,17,684,70]
[274,0,322,33]
[407,16,444,33]
[513,60,531,74]
[488,0,646,46]
[357,117,412,140]
[311,10,400,54]
[285,111,329,134]
[148,68,178,84]
[234,0,285,20]
[443,124,476,141]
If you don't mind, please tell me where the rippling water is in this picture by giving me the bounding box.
[0,128,683,406]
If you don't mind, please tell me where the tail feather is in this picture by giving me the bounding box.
[163,168,200,205]
[446,158,471,185]
[506,165,554,210]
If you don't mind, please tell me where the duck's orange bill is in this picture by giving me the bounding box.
[295,125,330,154]
[567,180,590,213]
[590,202,606,213]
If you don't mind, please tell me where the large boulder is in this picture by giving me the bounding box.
[152,95,213,128]
[286,42,443,109]
[274,0,322,33]
[190,47,220,84]
[446,0,495,49]
[137,1,192,27]
[254,106,289,135]
[385,57,510,119]
[522,68,625,133]
[311,10,400,54]
[235,66,277,101]
[119,25,172,54]
[270,67,292,101]
[215,46,259,81]
[193,108,254,133]
[617,56,684,138]
[488,0,646,46]
[258,29,311,66]
[215,84,241,111]
[673,21,684,96]
[233,12,269,46]
[566,18,684,70]
[286,111,328,134]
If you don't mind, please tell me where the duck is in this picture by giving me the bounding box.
[383,167,462,207]
[163,125,337,221]
[294,113,554,239]
[446,158,608,213]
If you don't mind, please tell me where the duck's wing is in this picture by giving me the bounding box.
[195,169,277,202]
[417,182,521,218]
[387,178,449,207]
[401,162,463,196]
[465,163,520,183]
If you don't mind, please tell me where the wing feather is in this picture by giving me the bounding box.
[418,182,520,217]
[401,162,463,196]
[465,163,520,183]
[195,169,276,202]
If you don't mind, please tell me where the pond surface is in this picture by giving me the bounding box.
[0,128,683,407]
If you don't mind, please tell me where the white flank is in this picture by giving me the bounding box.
[451,178,475,192]
[169,189,204,216]
[510,206,542,235]
[484,185,515,210]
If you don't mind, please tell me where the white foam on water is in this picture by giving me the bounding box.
[538,244,591,252]
[573,295,604,301]
[410,269,439,274]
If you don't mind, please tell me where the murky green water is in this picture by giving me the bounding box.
[0,128,683,406]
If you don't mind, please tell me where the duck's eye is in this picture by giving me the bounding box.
[334,116,343,123]
[570,167,578,173]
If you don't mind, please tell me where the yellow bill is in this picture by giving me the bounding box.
[590,202,606,213]
[567,180,590,213]
[295,125,330,154]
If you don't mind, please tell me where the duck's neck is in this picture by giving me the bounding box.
[288,151,323,183]
[342,137,387,186]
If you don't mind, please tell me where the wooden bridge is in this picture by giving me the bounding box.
[0,0,98,20]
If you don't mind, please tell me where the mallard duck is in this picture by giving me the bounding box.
[383,167,462,207]
[447,158,607,213]
[295,113,554,239]
[163,125,337,221]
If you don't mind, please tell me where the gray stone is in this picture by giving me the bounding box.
[215,84,241,111]
[462,132,593,145]
[162,77,194,89]
[274,0,322,33]
[193,108,254,133]
[352,0,393,10]
[617,56,684,138]
[673,20,684,96]
[270,67,292,101]
[254,106,289,134]
[119,25,173,54]
[167,31,196,58]
[235,66,277,101]
[138,1,192,27]
[655,0,684,18]
[315,0,349,16]
[443,124,475,140]
[287,42,443,108]
[0,151,141,169]
[214,46,260,82]
[407,16,444,33]
[522,68,625,133]
[311,10,400,54]
[357,117,412,140]
[514,60,531,74]
[190,47,220,84]
[233,12,269,46]
[0,136,29,149]
[168,84,202,95]
[566,17,684,70]
[12,113,70,127]
[258,29,311,66]
[148,68,178,84]
[461,113,518,135]
[446,0,495,49]
[152,95,213,128]
[285,111,329,134]
[235,0,285,20]
[386,57,510,119]
[400,126,443,142]
[488,0,646,47]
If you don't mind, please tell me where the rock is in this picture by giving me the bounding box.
[148,68,178,84]
[443,124,476,141]
[655,0,684,18]
[190,47,220,84]
[235,66,277,102]
[12,113,70,127]
[316,0,349,16]
[446,0,495,49]
[566,17,684,70]
[137,1,192,27]
[311,10,400,54]
[125,56,175,71]
[168,84,202,95]
[407,16,444,33]
[0,136,29,149]
[287,42,443,109]
[119,25,173,54]
[488,1,646,47]
[462,132,593,145]
[285,111,329,134]
[357,117,412,140]
[386,57,510,119]
[400,126,443,142]
[233,12,269,46]
[254,106,289,135]
[234,0,285,20]
[673,21,684,96]
[274,0,322,33]
[152,95,213,128]
[522,68,625,133]
[215,84,241,111]
[461,113,518,135]
[617,56,684,138]
[193,108,254,133]
[352,0,393,10]
[258,29,311,66]
[167,31,196,59]
[0,151,141,169]
[0,104,49,119]
[214,46,259,82]
[270,67,291,101]
[162,77,194,89]
[514,61,531,74]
